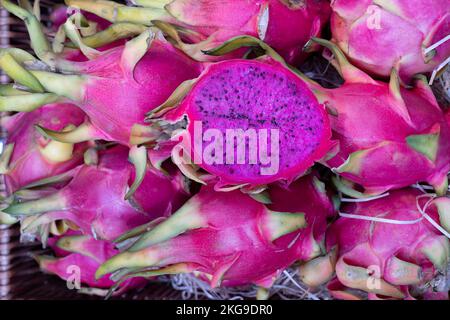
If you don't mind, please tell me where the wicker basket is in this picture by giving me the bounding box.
[0,0,182,300]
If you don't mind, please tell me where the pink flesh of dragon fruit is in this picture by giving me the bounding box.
[0,103,88,194]
[94,174,335,289]
[39,232,145,292]
[305,38,450,196]
[146,55,332,189]
[65,0,330,64]
[330,0,450,82]
[326,189,450,300]
[3,145,190,241]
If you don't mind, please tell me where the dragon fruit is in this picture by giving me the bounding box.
[36,231,145,294]
[0,103,88,194]
[141,38,332,190]
[65,0,330,64]
[3,145,190,241]
[330,0,450,82]
[94,174,335,291]
[303,38,450,196]
[1,0,201,147]
[326,189,450,300]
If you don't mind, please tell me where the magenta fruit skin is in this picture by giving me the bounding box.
[162,0,331,64]
[323,78,450,194]
[326,189,450,300]
[42,231,145,291]
[67,39,202,145]
[330,0,450,82]
[1,103,88,194]
[6,145,190,241]
[95,174,335,288]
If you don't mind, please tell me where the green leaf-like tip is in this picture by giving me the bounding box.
[406,133,439,162]
[34,122,94,144]
[125,146,148,200]
[202,35,284,63]
[129,199,205,251]
[0,52,44,93]
[264,210,306,242]
[3,194,65,216]
[249,191,272,204]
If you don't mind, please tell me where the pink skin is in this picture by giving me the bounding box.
[267,174,336,261]
[80,41,200,145]
[6,145,190,241]
[326,189,450,300]
[1,103,88,194]
[323,78,450,194]
[163,0,330,64]
[330,0,450,82]
[96,175,335,288]
[84,40,201,145]
[42,232,144,291]
[263,0,331,65]
[158,57,332,188]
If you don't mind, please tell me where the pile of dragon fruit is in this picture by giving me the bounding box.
[0,0,449,300]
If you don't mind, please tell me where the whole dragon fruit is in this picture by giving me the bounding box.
[37,232,145,295]
[330,0,450,82]
[141,38,332,191]
[326,189,450,300]
[3,145,190,241]
[65,0,331,64]
[94,174,335,292]
[0,103,88,194]
[1,0,201,147]
[304,38,450,196]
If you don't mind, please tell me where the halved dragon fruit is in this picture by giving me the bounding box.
[0,103,88,194]
[304,38,450,196]
[65,0,331,64]
[330,0,450,82]
[141,38,332,191]
[326,189,450,300]
[94,174,335,292]
[37,231,145,294]
[3,145,190,241]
